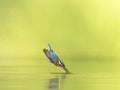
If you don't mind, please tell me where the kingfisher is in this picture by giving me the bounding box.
[43,43,70,74]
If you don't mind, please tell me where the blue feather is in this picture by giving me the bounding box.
[48,43,53,51]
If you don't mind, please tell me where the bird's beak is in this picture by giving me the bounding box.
[63,67,71,74]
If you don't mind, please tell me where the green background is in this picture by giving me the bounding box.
[0,0,120,90]
[0,0,120,59]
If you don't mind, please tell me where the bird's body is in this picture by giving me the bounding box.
[43,43,70,74]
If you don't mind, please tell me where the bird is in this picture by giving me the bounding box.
[43,43,70,74]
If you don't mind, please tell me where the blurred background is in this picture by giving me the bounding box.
[0,0,120,58]
[0,0,120,60]
[0,0,120,90]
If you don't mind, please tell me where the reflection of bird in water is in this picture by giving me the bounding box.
[43,43,70,74]
[48,74,66,90]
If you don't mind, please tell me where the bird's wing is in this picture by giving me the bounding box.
[43,49,54,63]
[49,52,59,63]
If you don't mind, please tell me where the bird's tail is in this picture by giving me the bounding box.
[48,43,53,51]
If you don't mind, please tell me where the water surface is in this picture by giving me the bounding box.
[0,59,120,90]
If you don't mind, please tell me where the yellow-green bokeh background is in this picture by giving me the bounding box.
[0,0,120,59]
[0,0,120,60]
[0,1,120,90]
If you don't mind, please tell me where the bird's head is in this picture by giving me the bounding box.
[56,61,65,68]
